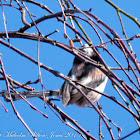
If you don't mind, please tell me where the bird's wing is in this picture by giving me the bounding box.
[59,62,86,106]
[59,69,73,106]
[60,61,107,106]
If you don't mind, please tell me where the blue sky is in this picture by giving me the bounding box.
[0,0,140,140]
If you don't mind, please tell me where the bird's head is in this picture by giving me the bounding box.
[82,44,97,58]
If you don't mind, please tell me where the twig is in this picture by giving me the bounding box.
[11,88,49,118]
[98,103,104,140]
[0,0,9,42]
[64,0,83,45]
[119,127,140,140]
[104,48,140,90]
[105,0,140,27]
[44,29,59,38]
[15,0,31,26]
[41,96,97,140]
[0,69,34,90]
[17,2,90,43]
[110,67,138,70]
[117,10,133,52]
[37,33,46,107]
[44,97,87,140]
[86,11,140,73]
[66,14,103,44]
[57,0,69,39]
[0,54,37,140]
[98,102,122,132]
[0,100,8,112]
[20,7,31,26]
[21,1,41,33]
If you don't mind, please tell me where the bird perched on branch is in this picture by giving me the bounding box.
[59,44,108,107]
[1,45,107,106]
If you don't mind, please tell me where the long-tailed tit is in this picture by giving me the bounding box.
[1,45,107,106]
[60,45,108,107]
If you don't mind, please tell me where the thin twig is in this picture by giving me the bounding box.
[44,97,87,140]
[0,54,37,140]
[41,96,97,140]
[0,100,8,112]
[0,69,34,90]
[105,0,140,27]
[117,10,133,52]
[110,67,138,70]
[119,127,140,140]
[0,0,9,42]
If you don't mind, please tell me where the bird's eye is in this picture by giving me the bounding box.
[82,48,93,57]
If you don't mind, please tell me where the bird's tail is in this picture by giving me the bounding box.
[1,89,60,101]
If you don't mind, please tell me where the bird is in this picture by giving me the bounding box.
[1,45,107,106]
[59,44,108,107]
